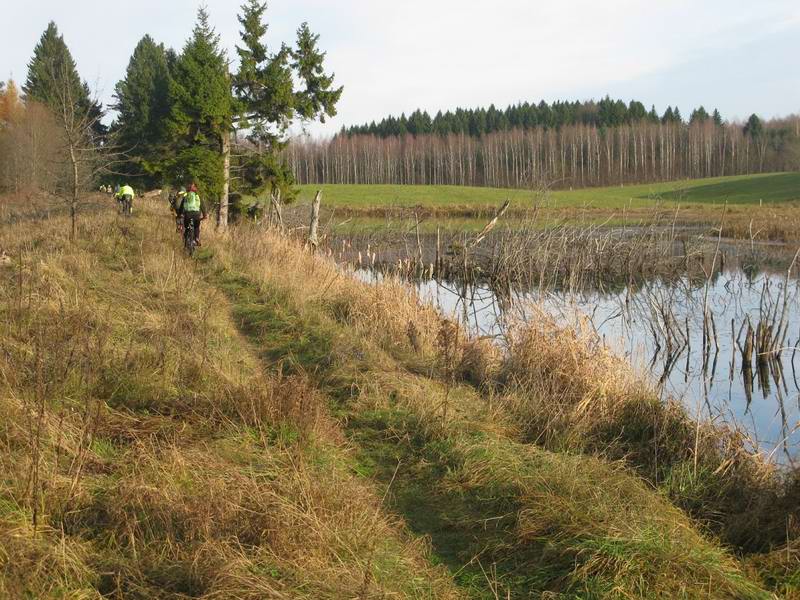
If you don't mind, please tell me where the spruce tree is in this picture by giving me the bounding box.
[165,7,232,206]
[234,0,342,143]
[23,22,104,133]
[231,0,341,223]
[292,22,342,122]
[113,35,172,186]
[628,100,647,122]
[689,106,709,124]
[744,114,763,138]
[712,109,723,126]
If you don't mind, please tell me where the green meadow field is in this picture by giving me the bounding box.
[297,172,800,210]
[292,172,800,235]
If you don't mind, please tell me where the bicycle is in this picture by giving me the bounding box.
[183,218,196,256]
[119,196,133,216]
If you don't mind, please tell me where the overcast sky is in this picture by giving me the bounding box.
[3,0,800,136]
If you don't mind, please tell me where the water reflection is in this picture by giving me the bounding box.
[359,267,800,464]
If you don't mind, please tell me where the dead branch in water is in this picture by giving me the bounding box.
[468,199,510,249]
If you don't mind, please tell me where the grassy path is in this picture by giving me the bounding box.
[199,231,774,599]
[203,264,562,597]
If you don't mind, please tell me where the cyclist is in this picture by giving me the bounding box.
[170,186,187,232]
[178,183,207,246]
[117,183,135,214]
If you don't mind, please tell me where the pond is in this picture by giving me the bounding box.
[349,232,800,466]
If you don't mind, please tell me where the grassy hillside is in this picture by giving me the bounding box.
[297,172,800,210]
[1,193,798,598]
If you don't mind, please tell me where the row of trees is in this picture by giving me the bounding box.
[111,2,341,227]
[340,98,725,139]
[0,2,342,231]
[288,116,800,189]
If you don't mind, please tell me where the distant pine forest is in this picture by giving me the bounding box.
[288,98,800,189]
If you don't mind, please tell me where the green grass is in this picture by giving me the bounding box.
[298,172,800,210]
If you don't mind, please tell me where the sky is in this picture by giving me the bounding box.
[3,0,800,137]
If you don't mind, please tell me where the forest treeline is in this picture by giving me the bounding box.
[288,111,800,189]
[0,1,341,228]
[341,99,720,138]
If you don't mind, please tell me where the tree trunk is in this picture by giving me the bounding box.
[69,145,78,241]
[219,130,230,230]
[270,188,284,230]
[307,190,322,251]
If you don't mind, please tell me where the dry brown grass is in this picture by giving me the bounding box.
[208,220,444,361]
[0,196,462,599]
[495,309,799,553]
[3,193,789,597]
[719,205,800,242]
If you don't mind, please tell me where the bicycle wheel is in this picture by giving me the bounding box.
[184,221,195,256]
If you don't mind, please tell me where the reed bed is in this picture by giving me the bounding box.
[491,308,800,553]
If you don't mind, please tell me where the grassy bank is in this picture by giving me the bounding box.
[291,172,800,238]
[1,194,797,598]
[202,208,798,597]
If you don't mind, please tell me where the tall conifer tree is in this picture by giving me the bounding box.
[166,8,233,205]
[230,0,341,224]
[113,35,172,186]
[24,22,104,134]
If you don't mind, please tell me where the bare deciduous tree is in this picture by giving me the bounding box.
[46,63,127,239]
[288,117,800,190]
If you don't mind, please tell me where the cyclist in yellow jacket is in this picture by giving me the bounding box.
[116,184,135,215]
[178,183,207,246]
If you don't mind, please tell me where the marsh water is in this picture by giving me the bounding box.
[343,230,800,465]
